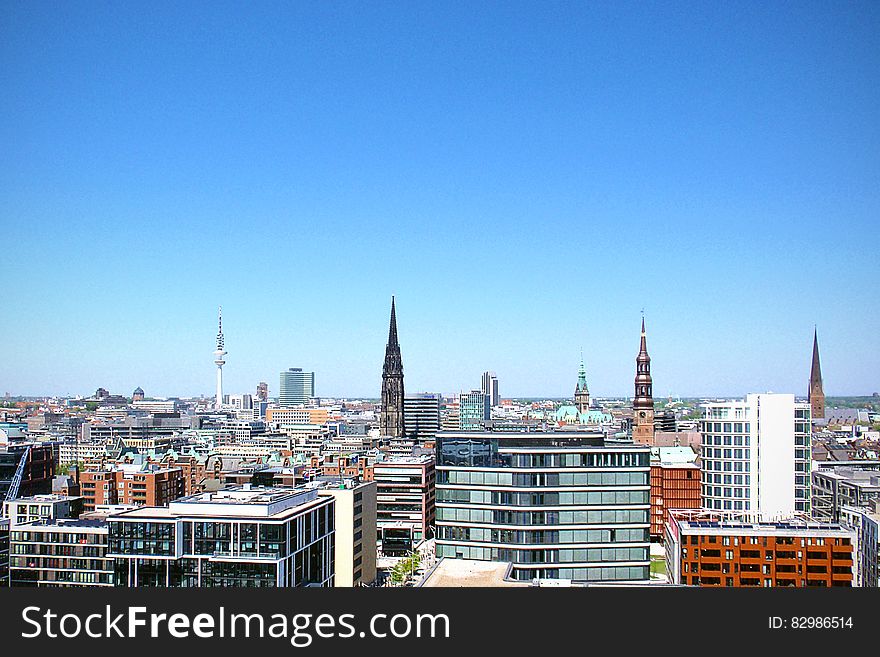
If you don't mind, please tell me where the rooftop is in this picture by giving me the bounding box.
[420,559,529,588]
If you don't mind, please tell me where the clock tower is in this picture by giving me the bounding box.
[633,316,655,445]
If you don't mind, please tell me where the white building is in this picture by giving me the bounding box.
[700,393,811,518]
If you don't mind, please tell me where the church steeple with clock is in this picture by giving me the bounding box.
[633,315,655,445]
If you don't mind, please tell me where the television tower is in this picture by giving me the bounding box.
[214,306,226,409]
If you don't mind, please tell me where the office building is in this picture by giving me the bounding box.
[279,368,315,407]
[665,510,856,587]
[650,446,700,540]
[379,297,406,438]
[79,463,185,512]
[317,479,377,586]
[404,393,442,442]
[700,393,811,518]
[3,494,82,526]
[0,443,55,500]
[109,486,335,587]
[256,381,269,402]
[459,390,490,431]
[809,327,825,420]
[840,501,879,587]
[435,430,651,583]
[633,317,655,445]
[812,466,880,523]
[482,371,500,408]
[9,519,113,587]
[373,455,435,555]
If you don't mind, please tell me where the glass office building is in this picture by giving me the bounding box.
[108,486,335,587]
[435,431,651,582]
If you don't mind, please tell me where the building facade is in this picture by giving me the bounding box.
[459,390,490,431]
[9,519,113,587]
[700,393,811,517]
[649,447,701,540]
[665,510,856,587]
[403,393,442,442]
[840,502,879,587]
[79,464,185,513]
[279,368,315,407]
[812,466,880,523]
[317,479,377,587]
[481,371,500,408]
[435,430,651,583]
[373,455,435,555]
[109,486,335,587]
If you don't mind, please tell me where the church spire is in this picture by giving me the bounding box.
[380,296,406,438]
[574,351,590,413]
[633,315,655,445]
[809,326,825,419]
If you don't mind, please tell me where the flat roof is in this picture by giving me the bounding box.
[421,558,529,588]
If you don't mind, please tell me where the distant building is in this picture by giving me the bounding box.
[459,390,490,431]
[481,371,500,408]
[650,447,700,540]
[256,381,269,402]
[0,443,55,500]
[633,317,655,445]
[573,359,590,413]
[700,393,811,517]
[279,368,315,407]
[404,393,441,442]
[132,387,145,402]
[665,510,856,587]
[109,486,335,587]
[79,463,185,512]
[435,430,651,583]
[379,297,406,438]
[809,327,825,420]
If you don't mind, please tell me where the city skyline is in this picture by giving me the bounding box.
[2,3,878,398]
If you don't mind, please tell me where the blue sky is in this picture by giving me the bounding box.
[1,1,878,399]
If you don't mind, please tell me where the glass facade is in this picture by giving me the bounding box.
[109,497,335,587]
[435,432,651,582]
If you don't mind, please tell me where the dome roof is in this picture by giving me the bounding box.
[133,387,144,395]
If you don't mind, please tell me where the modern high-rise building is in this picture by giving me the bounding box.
[379,297,406,438]
[700,393,812,518]
[809,327,825,420]
[458,390,490,431]
[214,307,226,410]
[256,381,269,402]
[665,510,855,587]
[481,371,500,408]
[404,393,442,442]
[108,486,335,587]
[633,317,655,445]
[435,430,651,583]
[279,368,315,407]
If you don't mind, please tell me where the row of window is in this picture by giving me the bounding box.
[438,470,648,487]
[437,489,649,506]
[437,526,648,544]
[435,543,647,565]
[436,507,649,526]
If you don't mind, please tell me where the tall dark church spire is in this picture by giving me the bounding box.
[633,315,655,445]
[380,296,406,438]
[809,327,825,420]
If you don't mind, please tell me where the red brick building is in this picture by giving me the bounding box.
[650,447,701,540]
[665,510,856,587]
[79,463,184,512]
